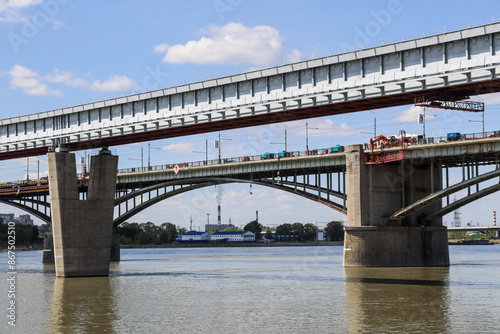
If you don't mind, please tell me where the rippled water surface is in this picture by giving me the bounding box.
[1,245,499,333]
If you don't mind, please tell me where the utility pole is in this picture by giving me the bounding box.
[306,121,319,153]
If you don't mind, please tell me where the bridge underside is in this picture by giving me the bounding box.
[2,78,500,161]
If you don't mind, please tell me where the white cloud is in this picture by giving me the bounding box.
[162,142,196,152]
[0,0,42,23]
[91,75,138,92]
[8,64,62,96]
[396,106,436,123]
[8,64,138,96]
[155,22,285,65]
[43,69,88,87]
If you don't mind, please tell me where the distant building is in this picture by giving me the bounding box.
[0,213,15,223]
[210,231,255,242]
[316,230,326,241]
[205,223,234,232]
[16,214,34,226]
[0,213,33,225]
[177,231,210,242]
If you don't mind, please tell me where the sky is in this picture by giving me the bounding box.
[0,0,499,229]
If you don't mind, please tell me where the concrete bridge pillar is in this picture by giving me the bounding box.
[343,145,449,267]
[42,234,54,264]
[48,148,118,277]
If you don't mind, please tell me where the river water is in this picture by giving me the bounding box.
[1,245,499,333]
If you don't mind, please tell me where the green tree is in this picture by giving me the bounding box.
[160,222,178,243]
[116,222,142,241]
[177,227,187,235]
[303,223,318,241]
[244,220,262,239]
[141,222,159,234]
[325,221,344,241]
[276,223,292,240]
[291,222,304,240]
[264,227,273,239]
[223,226,243,231]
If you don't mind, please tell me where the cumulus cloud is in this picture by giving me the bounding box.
[43,69,88,87]
[162,142,196,152]
[8,64,62,96]
[396,106,436,123]
[91,75,138,92]
[155,22,285,65]
[7,64,138,96]
[0,0,42,23]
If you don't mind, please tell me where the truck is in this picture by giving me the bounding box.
[447,133,461,141]
[330,145,345,153]
[263,152,275,159]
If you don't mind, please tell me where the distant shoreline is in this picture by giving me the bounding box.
[120,241,344,248]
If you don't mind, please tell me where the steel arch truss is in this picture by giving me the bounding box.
[390,165,500,222]
[113,169,347,226]
[0,196,51,223]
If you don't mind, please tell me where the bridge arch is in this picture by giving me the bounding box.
[113,176,347,227]
[0,198,51,224]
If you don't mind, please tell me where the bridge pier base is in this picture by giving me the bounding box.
[344,144,449,267]
[344,226,449,267]
[48,149,118,277]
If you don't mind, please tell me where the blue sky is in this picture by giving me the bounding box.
[1,0,499,229]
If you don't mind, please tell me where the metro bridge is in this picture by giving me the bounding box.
[2,22,500,276]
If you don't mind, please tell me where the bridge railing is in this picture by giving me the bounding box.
[117,147,345,174]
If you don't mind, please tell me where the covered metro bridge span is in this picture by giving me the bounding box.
[1,135,499,228]
[1,23,500,160]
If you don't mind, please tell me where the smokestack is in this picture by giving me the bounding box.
[494,211,496,226]
[256,210,259,223]
[218,205,221,229]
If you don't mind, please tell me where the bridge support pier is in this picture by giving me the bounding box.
[48,148,118,277]
[110,230,120,262]
[344,145,449,267]
[42,234,54,264]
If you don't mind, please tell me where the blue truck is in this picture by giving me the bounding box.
[330,145,345,153]
[447,133,461,141]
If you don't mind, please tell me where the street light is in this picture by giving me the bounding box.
[128,146,143,169]
[148,142,162,170]
[306,121,319,153]
[193,138,208,165]
[270,123,287,152]
[215,133,232,164]
[469,109,485,137]
[360,111,376,138]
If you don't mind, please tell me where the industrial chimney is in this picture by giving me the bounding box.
[494,211,496,226]
[256,210,259,223]
[218,205,221,229]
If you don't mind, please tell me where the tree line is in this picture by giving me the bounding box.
[115,220,345,245]
[0,220,40,247]
[116,222,186,245]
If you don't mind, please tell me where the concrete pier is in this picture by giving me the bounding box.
[48,148,118,277]
[42,234,54,264]
[344,144,450,267]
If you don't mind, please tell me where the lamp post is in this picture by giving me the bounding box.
[128,146,143,169]
[216,133,232,164]
[469,109,485,137]
[306,121,319,153]
[148,143,162,170]
[193,138,208,165]
[271,123,287,152]
[360,111,376,138]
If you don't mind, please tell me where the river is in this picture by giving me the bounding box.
[1,245,499,333]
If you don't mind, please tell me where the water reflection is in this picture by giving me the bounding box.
[48,277,117,334]
[344,267,451,334]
